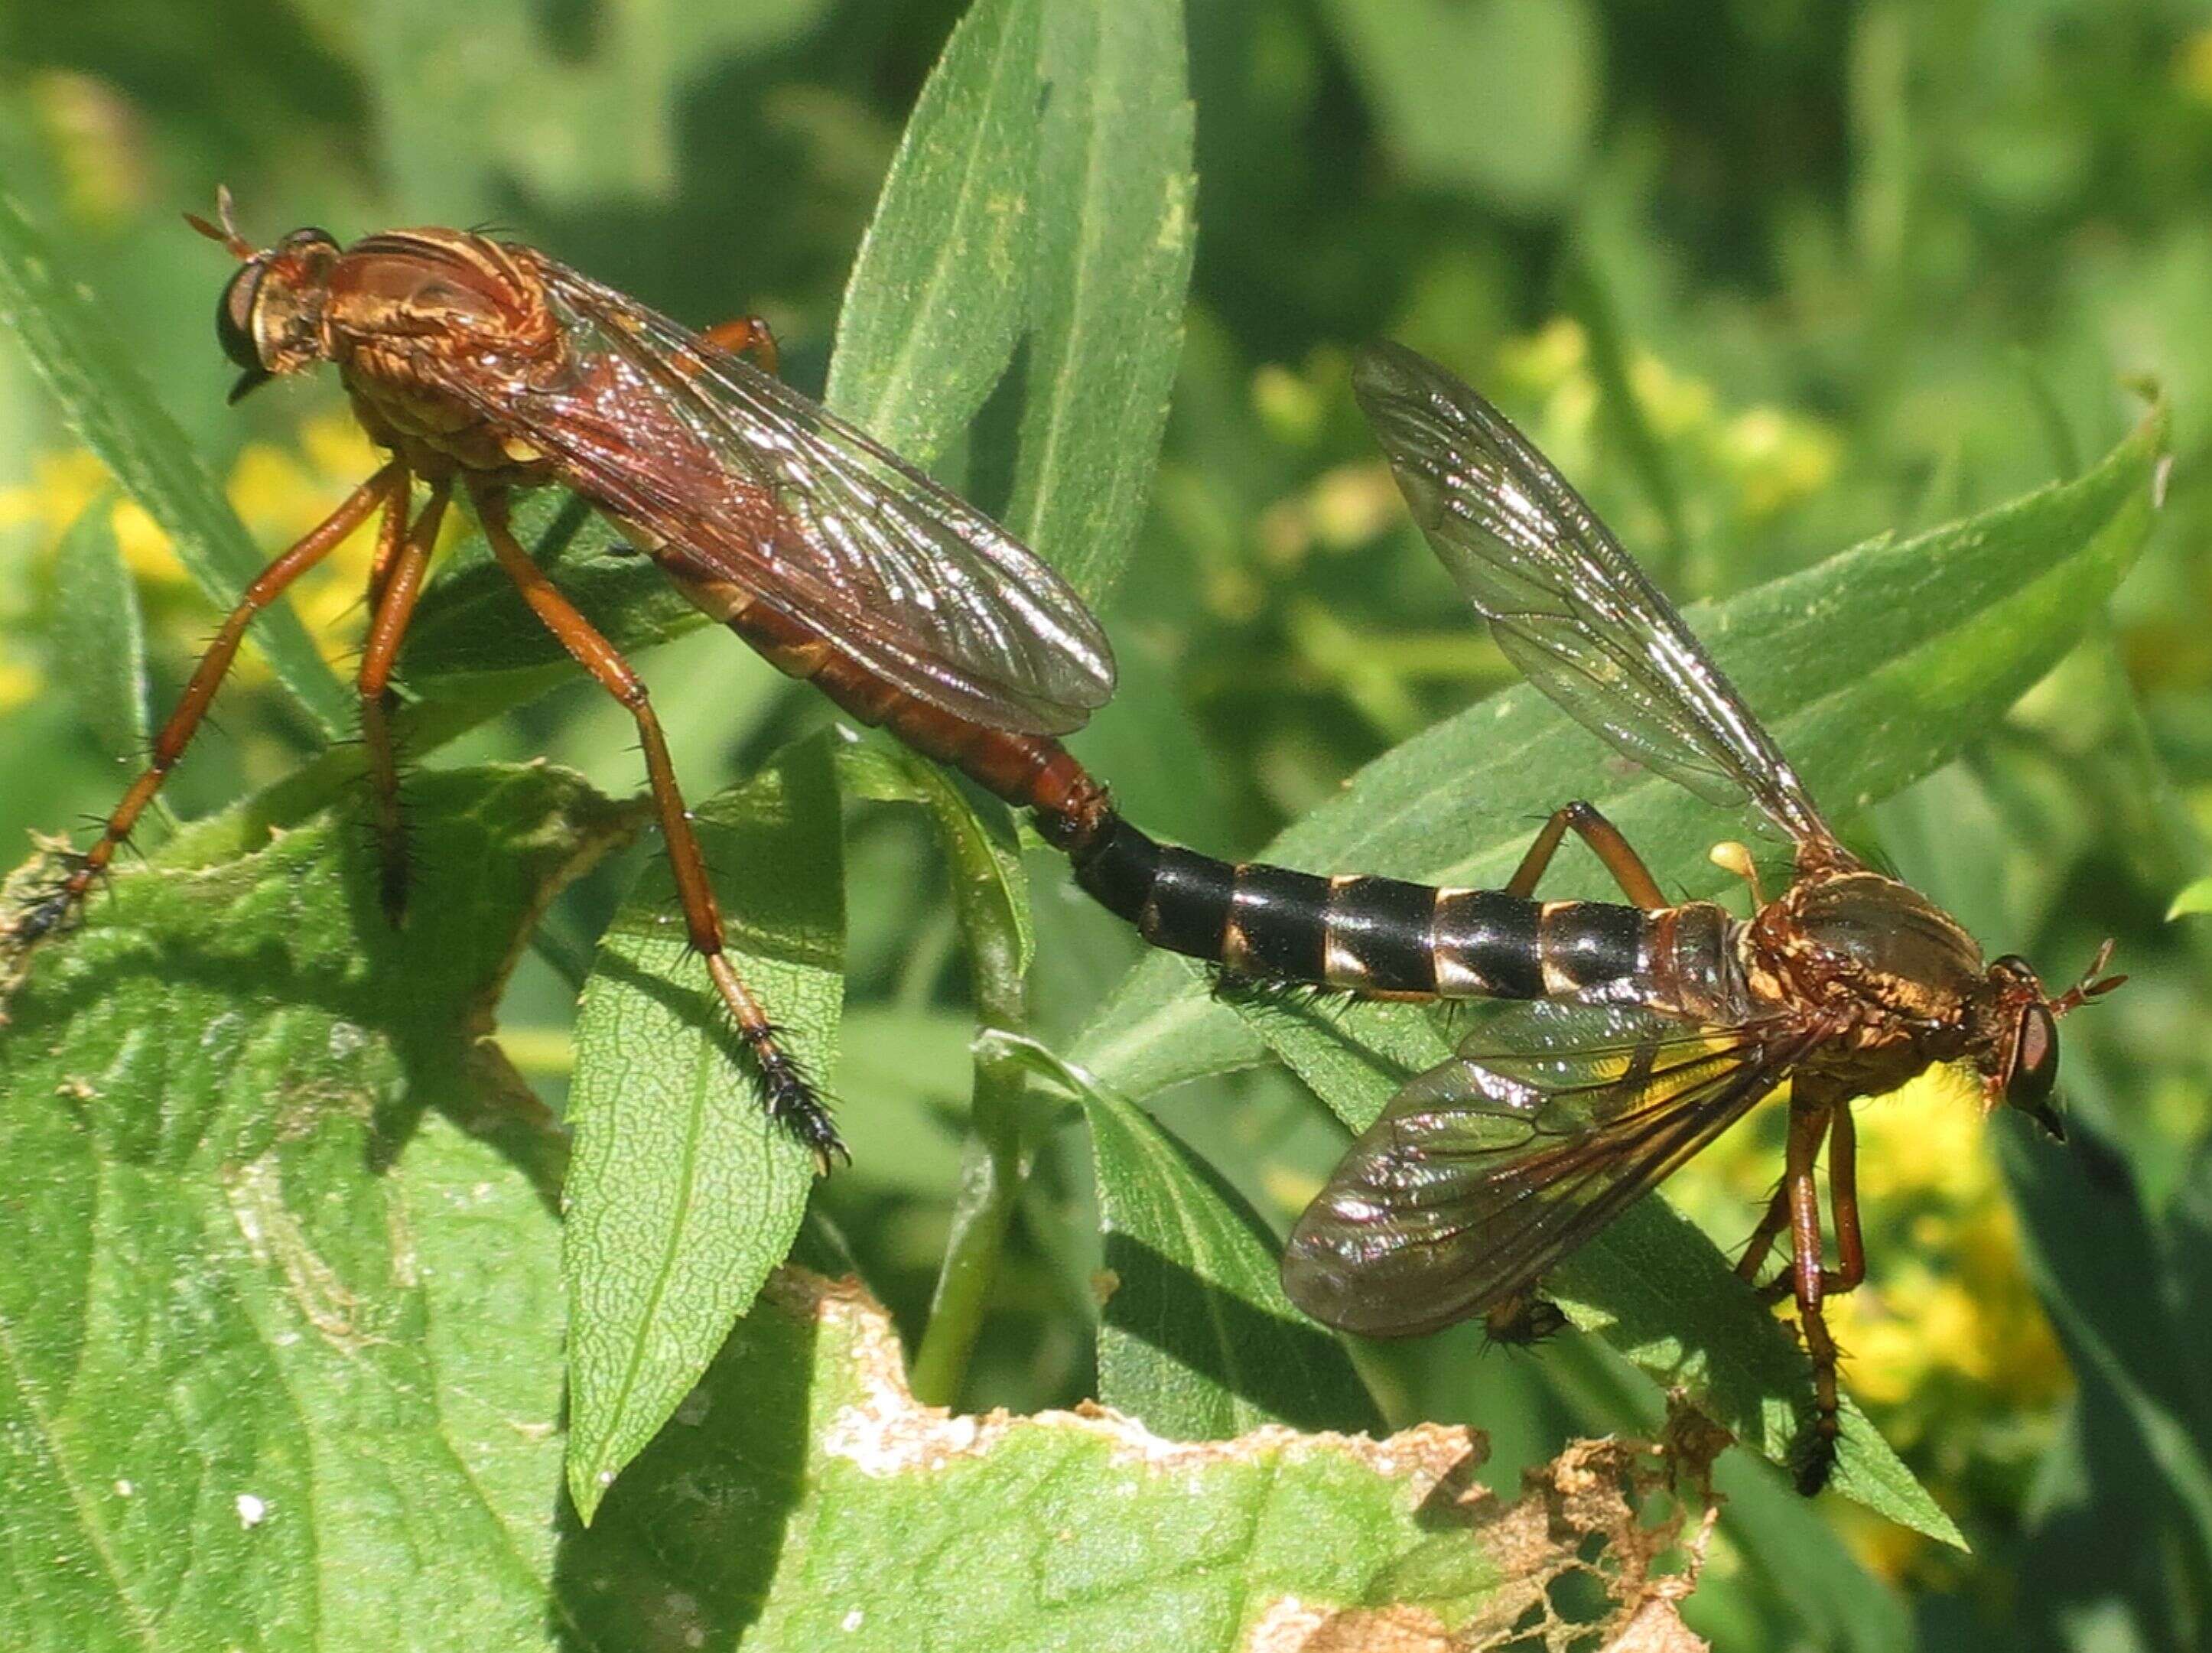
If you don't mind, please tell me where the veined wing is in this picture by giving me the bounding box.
[1281,1001,1817,1338]
[462,248,1114,737]
[1353,340,1845,858]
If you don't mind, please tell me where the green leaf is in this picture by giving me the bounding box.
[1078,396,2171,1100]
[364,0,834,220]
[563,732,845,1522]
[826,0,1043,463]
[1320,0,1599,210]
[402,493,704,701]
[1005,0,1196,604]
[48,493,150,764]
[838,740,1040,1408]
[2169,875,2212,921]
[570,1269,1704,1651]
[1078,1078,1384,1440]
[0,764,631,1651]
[838,740,1035,982]
[0,190,352,736]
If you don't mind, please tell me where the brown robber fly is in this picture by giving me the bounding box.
[1059,342,2124,1490]
[4,192,1145,1169]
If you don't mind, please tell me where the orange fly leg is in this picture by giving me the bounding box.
[364,464,411,617]
[356,477,449,926]
[1784,1089,1843,1492]
[1504,800,1667,909]
[470,481,843,1170]
[4,461,403,968]
[1736,1182,1792,1287]
[1825,1105,1866,1295]
[699,316,779,376]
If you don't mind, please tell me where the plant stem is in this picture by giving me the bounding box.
[898,758,1036,1408]
[909,984,1030,1407]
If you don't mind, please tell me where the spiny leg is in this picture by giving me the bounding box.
[1504,800,1667,909]
[1736,1180,1793,1288]
[358,476,449,926]
[1784,1091,1842,1493]
[4,462,402,964]
[470,480,844,1170]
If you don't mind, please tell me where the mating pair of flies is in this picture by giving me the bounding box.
[1,197,2121,1492]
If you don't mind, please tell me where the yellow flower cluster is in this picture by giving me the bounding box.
[1496,316,1843,526]
[0,411,410,698]
[1673,1061,2068,1578]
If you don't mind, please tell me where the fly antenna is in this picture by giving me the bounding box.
[2051,937,2125,1017]
[184,185,254,261]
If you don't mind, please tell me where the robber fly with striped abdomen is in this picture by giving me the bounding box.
[1058,342,2124,1490]
[2,192,1132,1169]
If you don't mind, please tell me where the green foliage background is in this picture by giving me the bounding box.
[2,1,2210,1648]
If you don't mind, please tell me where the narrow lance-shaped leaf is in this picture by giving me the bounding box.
[563,732,846,1523]
[1006,0,1197,604]
[1077,398,2171,1098]
[49,493,151,766]
[0,764,633,1651]
[836,740,1034,981]
[837,740,1039,1408]
[827,0,1043,464]
[1078,1076,1384,1440]
[0,190,351,736]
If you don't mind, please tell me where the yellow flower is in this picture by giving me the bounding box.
[0,654,40,714]
[2178,27,2212,106]
[1498,317,1587,393]
[1718,405,1842,519]
[110,499,183,584]
[0,449,112,541]
[1627,352,1713,438]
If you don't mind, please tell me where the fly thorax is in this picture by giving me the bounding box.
[1758,870,1985,1026]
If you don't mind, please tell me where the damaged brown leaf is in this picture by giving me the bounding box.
[575,1267,1716,1651]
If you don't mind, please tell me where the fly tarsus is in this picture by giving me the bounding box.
[1207,967,1352,1015]
[1481,1289,1568,1350]
[750,1033,847,1174]
[1790,1412,1840,1496]
[0,841,101,1014]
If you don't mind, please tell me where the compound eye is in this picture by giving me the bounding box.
[216,261,265,371]
[2007,1001,2060,1112]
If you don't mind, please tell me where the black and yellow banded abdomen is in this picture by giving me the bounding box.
[1071,813,1647,1001]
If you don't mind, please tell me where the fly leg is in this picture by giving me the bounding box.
[3,462,402,975]
[700,317,779,376]
[1743,1104,1863,1297]
[1826,1105,1866,1294]
[1736,1174,1797,1290]
[1505,801,1667,909]
[1784,1090,1843,1493]
[471,480,844,1170]
[357,477,449,926]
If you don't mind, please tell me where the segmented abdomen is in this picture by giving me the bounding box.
[1070,815,1648,999]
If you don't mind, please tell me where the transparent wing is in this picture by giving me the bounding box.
[454,249,1114,736]
[1352,340,1843,855]
[1280,1001,1814,1338]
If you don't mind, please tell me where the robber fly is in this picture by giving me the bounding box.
[3,193,1135,1169]
[1061,342,2123,1489]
